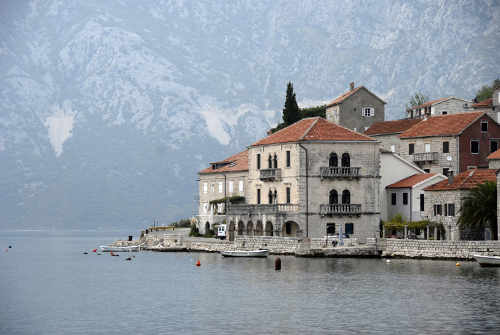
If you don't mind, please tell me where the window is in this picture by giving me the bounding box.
[471,140,479,154]
[211,184,215,193]
[420,194,424,212]
[273,190,277,203]
[218,182,223,193]
[481,120,488,132]
[239,180,244,193]
[442,111,448,115]
[490,140,498,153]
[268,190,273,204]
[447,204,455,216]
[391,193,397,205]
[424,169,430,173]
[257,154,261,169]
[229,181,234,193]
[362,107,374,117]
[329,189,338,204]
[409,143,415,155]
[273,154,278,168]
[443,168,449,176]
[286,151,291,167]
[345,223,354,235]
[329,153,338,167]
[433,204,442,216]
[390,144,395,152]
[403,192,408,205]
[268,155,272,168]
[326,223,335,235]
[342,190,350,204]
[286,187,291,204]
[341,153,350,167]
[425,143,431,153]
[443,141,449,153]
[257,189,261,204]
[203,183,208,194]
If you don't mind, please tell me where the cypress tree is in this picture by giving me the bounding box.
[282,82,300,125]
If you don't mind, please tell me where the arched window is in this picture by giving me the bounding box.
[273,154,278,168]
[273,190,278,203]
[268,190,273,204]
[268,155,272,168]
[342,190,350,204]
[341,153,350,167]
[329,189,338,204]
[326,223,335,235]
[329,153,338,167]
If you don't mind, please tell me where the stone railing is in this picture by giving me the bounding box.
[320,166,361,179]
[412,152,438,162]
[228,203,299,215]
[319,204,361,216]
[259,168,281,181]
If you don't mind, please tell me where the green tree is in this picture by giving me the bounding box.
[282,82,300,125]
[475,78,500,102]
[406,92,428,110]
[458,181,498,240]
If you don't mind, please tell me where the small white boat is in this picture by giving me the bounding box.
[221,249,269,257]
[100,245,141,252]
[473,254,500,267]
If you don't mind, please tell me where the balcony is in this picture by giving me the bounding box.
[259,168,281,181]
[319,204,361,216]
[227,203,299,215]
[412,152,438,162]
[320,167,361,179]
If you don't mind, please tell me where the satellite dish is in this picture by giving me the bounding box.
[447,156,452,161]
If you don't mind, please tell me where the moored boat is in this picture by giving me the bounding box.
[100,245,141,252]
[221,249,269,257]
[473,254,500,267]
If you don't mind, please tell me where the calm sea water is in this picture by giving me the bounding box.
[1,231,500,335]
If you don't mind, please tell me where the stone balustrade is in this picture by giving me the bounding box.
[259,168,281,181]
[320,166,361,179]
[319,203,361,216]
[227,203,299,215]
[412,152,438,162]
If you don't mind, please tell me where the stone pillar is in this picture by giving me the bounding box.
[404,225,408,239]
[434,226,438,240]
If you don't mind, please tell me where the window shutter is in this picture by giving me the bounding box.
[370,108,375,116]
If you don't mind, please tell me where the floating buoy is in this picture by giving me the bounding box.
[8,245,12,249]
[92,249,97,253]
[456,262,461,267]
[83,252,88,255]
[275,257,281,271]
[125,257,132,261]
[196,260,201,267]
[386,259,391,263]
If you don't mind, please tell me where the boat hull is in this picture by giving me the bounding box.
[221,249,269,257]
[100,245,140,252]
[473,254,500,267]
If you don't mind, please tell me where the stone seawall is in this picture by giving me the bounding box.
[381,239,500,260]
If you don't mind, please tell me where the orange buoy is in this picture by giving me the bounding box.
[196,260,201,267]
[456,262,461,267]
[92,249,97,253]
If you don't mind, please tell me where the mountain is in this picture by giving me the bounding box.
[0,0,498,230]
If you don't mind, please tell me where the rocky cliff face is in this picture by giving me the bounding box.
[0,0,498,229]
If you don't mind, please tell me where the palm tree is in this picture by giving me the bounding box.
[458,181,497,240]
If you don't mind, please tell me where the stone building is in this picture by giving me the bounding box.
[225,117,381,241]
[399,112,500,175]
[325,83,386,133]
[471,86,500,123]
[406,97,472,119]
[197,150,248,235]
[487,149,500,240]
[386,173,446,222]
[365,118,421,153]
[424,169,497,240]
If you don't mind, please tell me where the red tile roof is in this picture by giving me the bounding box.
[399,112,485,139]
[487,148,500,160]
[326,86,363,106]
[251,117,375,146]
[424,169,497,191]
[199,150,248,174]
[472,98,493,108]
[386,173,437,189]
[365,118,422,136]
[409,98,449,110]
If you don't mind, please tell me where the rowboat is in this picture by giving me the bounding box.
[473,254,500,267]
[221,249,269,257]
[100,245,141,252]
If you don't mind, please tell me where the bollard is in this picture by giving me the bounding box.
[275,257,281,271]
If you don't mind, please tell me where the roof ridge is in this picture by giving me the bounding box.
[299,117,320,140]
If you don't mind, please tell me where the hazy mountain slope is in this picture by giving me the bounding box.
[0,0,498,229]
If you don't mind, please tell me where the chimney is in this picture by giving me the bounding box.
[349,82,355,91]
[447,173,454,185]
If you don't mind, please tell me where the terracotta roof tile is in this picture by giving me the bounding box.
[424,169,496,191]
[326,86,363,106]
[487,148,500,160]
[199,150,248,174]
[410,98,449,110]
[251,117,375,146]
[472,98,493,108]
[400,112,484,139]
[386,173,437,189]
[365,118,422,135]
